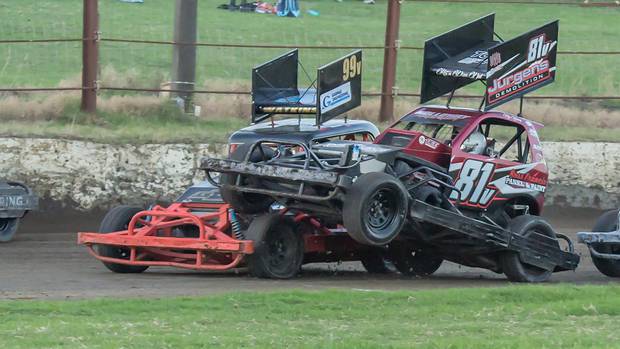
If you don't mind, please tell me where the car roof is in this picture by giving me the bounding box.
[229,118,380,144]
[398,105,544,129]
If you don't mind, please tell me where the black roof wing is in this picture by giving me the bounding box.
[421,13,497,104]
[420,14,559,110]
[251,50,362,125]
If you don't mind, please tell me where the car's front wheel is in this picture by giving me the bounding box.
[501,215,557,283]
[0,218,20,243]
[245,214,304,279]
[97,206,149,274]
[343,172,408,246]
[589,210,620,277]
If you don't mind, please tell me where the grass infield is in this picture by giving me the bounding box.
[1,284,620,348]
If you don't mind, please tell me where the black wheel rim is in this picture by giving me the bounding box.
[365,188,399,238]
[0,218,14,239]
[102,219,144,260]
[265,228,298,274]
[0,219,8,232]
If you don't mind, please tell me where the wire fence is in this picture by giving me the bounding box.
[1,0,620,116]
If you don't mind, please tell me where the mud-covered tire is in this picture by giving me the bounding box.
[343,172,408,246]
[360,248,396,274]
[590,210,620,278]
[220,144,275,214]
[245,214,304,279]
[0,218,20,243]
[97,206,149,274]
[501,215,557,283]
[389,243,443,276]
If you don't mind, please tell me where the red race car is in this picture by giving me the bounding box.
[204,15,579,282]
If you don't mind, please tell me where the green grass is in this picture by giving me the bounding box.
[0,99,246,144]
[1,0,619,96]
[1,285,620,348]
[0,1,618,143]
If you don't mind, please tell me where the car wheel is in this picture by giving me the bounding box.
[220,143,275,214]
[343,172,408,246]
[590,210,620,277]
[245,214,304,279]
[389,242,443,276]
[360,248,397,274]
[501,215,557,283]
[0,218,20,243]
[97,206,149,274]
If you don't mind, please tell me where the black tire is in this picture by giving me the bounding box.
[97,206,149,274]
[360,248,396,274]
[343,172,408,246]
[590,210,620,278]
[0,218,20,243]
[501,215,557,283]
[389,243,443,276]
[220,144,275,214]
[245,214,304,279]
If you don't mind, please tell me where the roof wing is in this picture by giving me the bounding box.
[251,50,362,125]
[420,15,559,110]
[317,50,362,125]
[420,13,496,104]
[484,20,558,110]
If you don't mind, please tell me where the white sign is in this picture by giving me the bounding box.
[320,82,352,114]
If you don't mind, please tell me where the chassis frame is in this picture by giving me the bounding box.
[202,139,580,273]
[78,201,375,272]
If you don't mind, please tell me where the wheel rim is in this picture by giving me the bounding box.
[366,189,399,236]
[0,219,8,232]
[0,218,14,239]
[101,219,144,260]
[265,228,298,274]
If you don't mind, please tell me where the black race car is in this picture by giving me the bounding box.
[0,181,38,242]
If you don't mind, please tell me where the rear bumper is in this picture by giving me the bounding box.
[0,193,38,219]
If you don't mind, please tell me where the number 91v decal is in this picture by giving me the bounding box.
[449,159,498,207]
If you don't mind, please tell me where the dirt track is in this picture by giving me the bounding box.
[1,207,618,300]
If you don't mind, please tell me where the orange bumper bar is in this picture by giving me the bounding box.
[78,203,254,271]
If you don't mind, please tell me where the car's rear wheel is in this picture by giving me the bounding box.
[501,215,557,283]
[97,206,149,274]
[245,214,304,279]
[220,144,275,214]
[0,218,20,243]
[343,172,408,246]
[589,210,620,277]
[389,242,443,276]
[360,248,396,274]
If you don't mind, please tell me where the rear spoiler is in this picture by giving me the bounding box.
[252,49,362,125]
[421,14,558,110]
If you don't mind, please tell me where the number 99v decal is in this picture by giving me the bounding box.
[449,160,548,209]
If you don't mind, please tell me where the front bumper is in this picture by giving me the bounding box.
[577,211,620,260]
[201,158,353,202]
